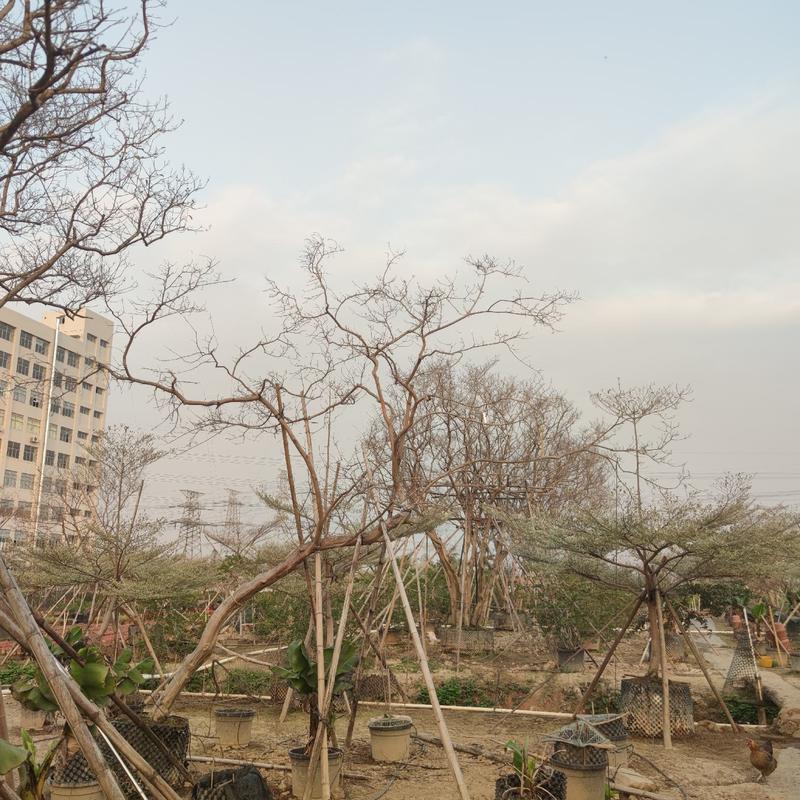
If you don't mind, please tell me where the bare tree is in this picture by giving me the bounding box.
[106,236,574,713]
[0,0,201,312]
[386,361,609,626]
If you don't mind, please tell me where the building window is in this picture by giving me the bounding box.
[59,427,71,443]
[50,399,60,414]
[0,410,4,426]
[0,499,12,511]
[0,352,9,370]
[25,418,39,435]
[50,507,63,522]
[62,402,74,418]
[87,333,97,343]
[45,450,54,466]
[0,322,14,342]
[12,386,25,403]
[10,413,22,431]
[20,473,33,490]
[19,331,32,349]
[16,501,31,519]
[93,410,102,420]
[42,477,53,493]
[80,406,90,415]
[6,441,19,459]
[86,357,95,368]
[77,430,88,440]
[56,346,65,363]
[48,423,57,437]
[66,351,79,368]
[75,456,86,465]
[34,337,48,356]
[91,435,99,443]
[0,380,6,394]
[3,470,17,488]
[32,363,45,381]
[95,386,104,395]
[22,445,36,462]
[29,392,42,409]
[56,452,69,469]
[16,358,29,376]
[99,339,108,348]
[84,510,91,518]
[64,377,77,392]
[82,382,92,390]
[53,371,63,388]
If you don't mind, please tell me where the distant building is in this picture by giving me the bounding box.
[0,307,113,548]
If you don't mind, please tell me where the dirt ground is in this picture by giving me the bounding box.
[175,697,800,800]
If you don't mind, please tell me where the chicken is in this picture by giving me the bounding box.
[746,738,777,782]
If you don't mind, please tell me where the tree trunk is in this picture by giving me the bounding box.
[646,593,661,677]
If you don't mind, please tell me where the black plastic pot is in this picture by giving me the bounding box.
[193,766,273,800]
[556,647,585,672]
[494,770,565,800]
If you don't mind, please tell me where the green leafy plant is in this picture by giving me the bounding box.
[12,627,152,712]
[0,729,60,799]
[416,678,490,707]
[273,639,358,748]
[505,740,537,796]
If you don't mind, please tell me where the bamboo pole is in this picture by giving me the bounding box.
[0,672,14,792]
[0,561,126,800]
[123,603,163,676]
[187,755,368,780]
[573,593,645,715]
[663,599,739,732]
[311,553,330,799]
[382,523,471,800]
[303,536,364,798]
[654,587,672,749]
[742,608,767,726]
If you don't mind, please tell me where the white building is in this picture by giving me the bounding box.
[0,307,113,548]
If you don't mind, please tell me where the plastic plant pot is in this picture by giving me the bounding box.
[289,747,343,799]
[214,707,256,748]
[557,648,585,673]
[49,782,105,800]
[367,715,413,762]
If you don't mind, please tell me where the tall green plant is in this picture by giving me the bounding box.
[273,639,357,747]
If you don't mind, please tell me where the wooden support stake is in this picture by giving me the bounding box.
[382,523,470,800]
[654,587,672,749]
[0,560,127,800]
[742,608,767,726]
[664,598,739,732]
[573,593,645,715]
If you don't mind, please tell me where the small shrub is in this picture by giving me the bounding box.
[0,662,35,686]
[222,668,273,696]
[416,678,490,707]
[723,694,779,725]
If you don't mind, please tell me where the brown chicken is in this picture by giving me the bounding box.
[747,738,778,782]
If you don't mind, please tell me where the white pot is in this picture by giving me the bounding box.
[49,782,105,800]
[214,707,256,748]
[368,716,412,762]
[289,747,342,799]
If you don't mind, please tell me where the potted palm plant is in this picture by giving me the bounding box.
[273,639,357,799]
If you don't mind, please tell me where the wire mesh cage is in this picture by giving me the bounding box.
[723,632,759,694]
[437,625,495,653]
[53,715,190,798]
[576,713,629,742]
[619,677,694,738]
[545,720,611,771]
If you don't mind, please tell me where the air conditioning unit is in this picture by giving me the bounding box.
[30,436,39,444]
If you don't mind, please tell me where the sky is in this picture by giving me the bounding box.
[108,1,800,527]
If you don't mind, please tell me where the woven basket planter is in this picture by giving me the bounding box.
[437,626,495,653]
[620,677,694,738]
